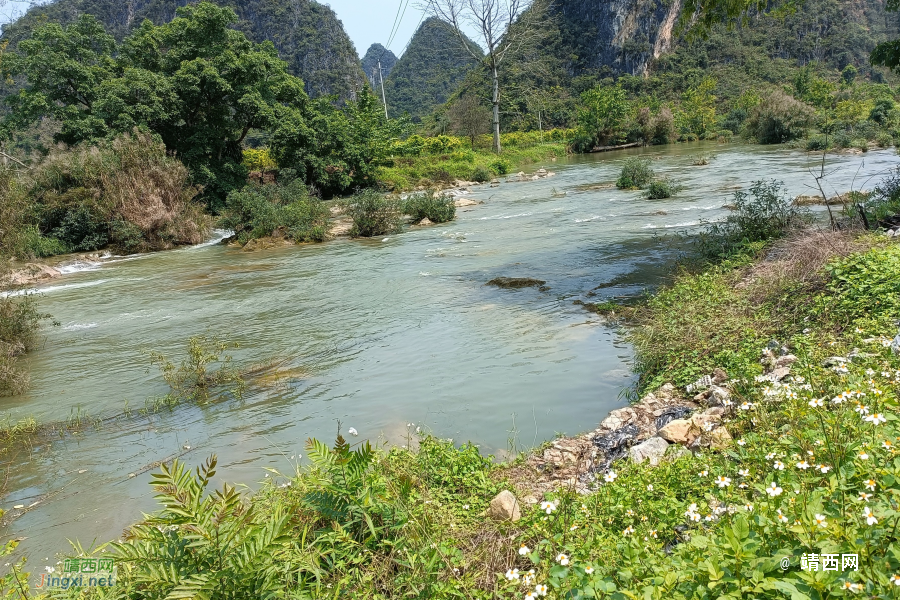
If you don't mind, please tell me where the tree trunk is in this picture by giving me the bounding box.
[491,62,501,154]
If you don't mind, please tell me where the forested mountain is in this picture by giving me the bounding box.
[444,0,900,131]
[0,0,367,101]
[382,17,483,121]
[361,44,397,90]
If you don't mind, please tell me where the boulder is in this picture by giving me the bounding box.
[454,198,481,207]
[418,218,434,226]
[658,419,696,445]
[771,367,792,381]
[707,385,731,406]
[629,436,669,466]
[711,368,728,384]
[488,490,521,521]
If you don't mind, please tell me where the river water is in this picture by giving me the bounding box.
[2,141,897,563]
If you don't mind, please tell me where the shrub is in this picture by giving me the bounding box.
[616,158,654,189]
[402,192,456,224]
[145,335,246,407]
[832,131,852,149]
[242,147,277,171]
[646,178,681,199]
[696,179,810,259]
[470,164,492,183]
[720,107,748,134]
[746,90,813,144]
[342,190,403,237]
[851,138,869,152]
[489,158,511,175]
[22,131,209,255]
[651,108,676,145]
[864,166,900,221]
[0,281,51,397]
[715,129,733,142]
[805,135,829,151]
[222,178,329,244]
[876,132,893,148]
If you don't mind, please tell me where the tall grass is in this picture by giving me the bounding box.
[1,130,210,258]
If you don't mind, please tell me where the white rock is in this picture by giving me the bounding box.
[629,437,669,466]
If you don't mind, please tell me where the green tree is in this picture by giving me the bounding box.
[575,84,630,149]
[4,2,310,210]
[678,77,717,137]
[271,88,405,197]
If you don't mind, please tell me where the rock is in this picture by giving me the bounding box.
[711,368,728,384]
[7,263,61,287]
[709,426,732,450]
[328,218,353,237]
[489,179,500,187]
[629,436,669,466]
[774,354,797,368]
[707,385,731,406]
[701,407,725,417]
[793,194,824,206]
[658,419,696,445]
[536,168,547,175]
[599,407,636,431]
[665,445,692,461]
[657,383,677,399]
[486,277,546,289]
[241,236,294,251]
[488,490,521,521]
[418,217,434,226]
[770,367,791,381]
[454,198,481,207]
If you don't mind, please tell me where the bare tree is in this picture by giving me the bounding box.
[448,94,492,148]
[420,0,548,153]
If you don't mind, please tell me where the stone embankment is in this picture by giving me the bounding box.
[492,345,802,517]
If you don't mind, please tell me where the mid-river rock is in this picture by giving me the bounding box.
[454,197,482,207]
[488,490,521,521]
[7,263,61,287]
[629,437,669,466]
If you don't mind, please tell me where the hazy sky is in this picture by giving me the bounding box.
[0,0,441,59]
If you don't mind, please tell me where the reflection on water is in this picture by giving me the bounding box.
[2,142,897,562]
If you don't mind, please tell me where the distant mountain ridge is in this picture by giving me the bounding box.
[361,44,397,90]
[382,17,483,121]
[1,0,368,101]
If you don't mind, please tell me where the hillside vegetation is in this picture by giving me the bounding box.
[383,17,483,122]
[0,0,367,102]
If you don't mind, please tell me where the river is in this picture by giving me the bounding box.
[2,141,897,564]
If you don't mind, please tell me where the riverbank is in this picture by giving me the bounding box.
[16,220,899,598]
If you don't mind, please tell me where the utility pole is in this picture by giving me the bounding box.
[378,60,388,119]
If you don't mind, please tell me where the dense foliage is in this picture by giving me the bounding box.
[0,131,208,258]
[402,191,457,224]
[0,0,367,102]
[341,190,404,237]
[222,177,330,244]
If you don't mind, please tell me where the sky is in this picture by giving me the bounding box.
[0,0,443,60]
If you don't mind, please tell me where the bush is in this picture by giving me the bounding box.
[470,164,492,183]
[242,147,277,172]
[342,190,403,237]
[864,166,900,221]
[876,132,894,148]
[696,179,810,259]
[222,178,329,244]
[720,107,748,134]
[616,158,654,189]
[851,138,869,152]
[489,158,511,175]
[646,178,681,199]
[746,90,813,144]
[832,131,852,149]
[0,284,51,397]
[402,192,456,224]
[651,108,677,145]
[18,131,209,256]
[805,135,829,151]
[715,129,733,142]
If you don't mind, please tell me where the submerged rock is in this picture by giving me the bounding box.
[486,277,546,289]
